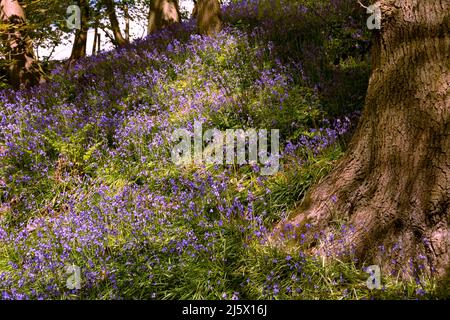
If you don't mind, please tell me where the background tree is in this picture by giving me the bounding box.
[275,0,450,279]
[103,0,129,47]
[24,0,69,62]
[121,0,131,41]
[69,0,90,63]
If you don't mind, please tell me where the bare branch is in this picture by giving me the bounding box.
[357,0,368,9]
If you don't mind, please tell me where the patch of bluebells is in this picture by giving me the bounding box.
[0,0,370,299]
[282,115,354,157]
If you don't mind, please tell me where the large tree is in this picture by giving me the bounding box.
[69,0,90,63]
[0,0,45,88]
[274,0,449,279]
[193,0,222,36]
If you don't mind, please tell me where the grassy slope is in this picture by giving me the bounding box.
[0,0,446,299]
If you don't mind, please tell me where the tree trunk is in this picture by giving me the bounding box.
[147,0,181,34]
[195,0,222,36]
[273,0,450,280]
[147,5,152,35]
[92,26,98,55]
[124,3,130,42]
[69,0,89,64]
[0,0,45,89]
[103,0,129,47]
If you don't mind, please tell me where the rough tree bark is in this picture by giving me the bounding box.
[194,0,222,36]
[147,0,181,34]
[103,0,129,47]
[0,0,45,89]
[69,0,89,64]
[273,0,450,280]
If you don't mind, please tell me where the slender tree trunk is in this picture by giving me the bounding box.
[103,0,129,47]
[124,3,130,42]
[274,0,450,280]
[69,0,89,64]
[0,0,45,89]
[147,5,152,35]
[92,26,98,55]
